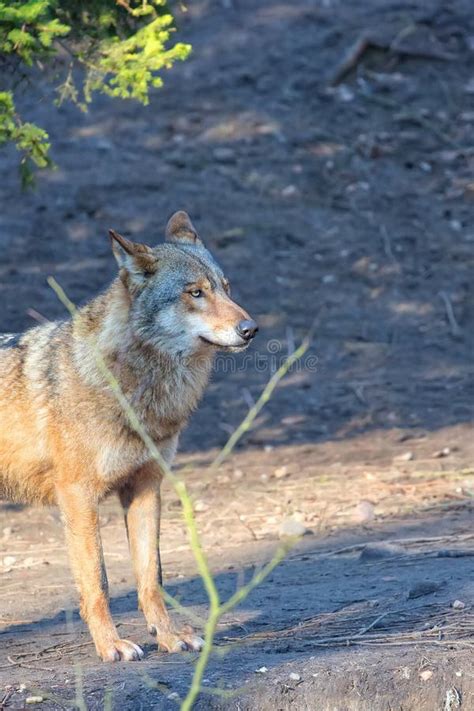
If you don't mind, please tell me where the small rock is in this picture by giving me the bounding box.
[394,451,414,462]
[213,147,236,162]
[3,556,16,567]
[26,697,44,705]
[278,519,308,539]
[281,184,298,197]
[95,138,113,152]
[452,600,466,610]
[359,542,405,562]
[264,445,274,453]
[334,85,354,102]
[408,581,445,600]
[289,672,301,681]
[194,500,208,513]
[255,666,268,674]
[322,274,336,284]
[167,692,180,700]
[419,670,433,681]
[432,447,450,458]
[354,500,375,524]
[274,466,289,479]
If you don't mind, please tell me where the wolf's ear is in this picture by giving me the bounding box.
[165,211,202,245]
[109,230,158,288]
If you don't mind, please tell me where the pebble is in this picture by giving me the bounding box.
[419,670,433,681]
[393,451,414,462]
[278,519,308,539]
[289,672,301,681]
[408,581,445,599]
[452,600,466,610]
[432,447,450,458]
[281,185,298,197]
[354,500,375,524]
[273,466,289,479]
[26,697,44,705]
[167,692,180,700]
[255,666,268,674]
[334,85,355,102]
[213,147,236,162]
[3,556,16,567]
[194,500,208,513]
[359,542,405,561]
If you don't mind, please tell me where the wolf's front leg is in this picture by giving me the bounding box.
[56,482,144,662]
[119,463,204,652]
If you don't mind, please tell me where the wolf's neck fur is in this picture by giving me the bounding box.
[72,279,214,438]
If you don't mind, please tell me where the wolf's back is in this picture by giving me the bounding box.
[0,322,66,504]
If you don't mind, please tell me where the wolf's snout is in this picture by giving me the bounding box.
[237,319,258,341]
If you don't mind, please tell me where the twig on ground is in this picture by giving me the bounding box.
[329,31,455,86]
[329,36,372,86]
[0,689,14,709]
[26,308,51,324]
[439,290,462,338]
[380,224,397,263]
[3,655,54,672]
[436,549,474,558]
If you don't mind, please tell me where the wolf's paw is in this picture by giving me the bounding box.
[99,638,144,662]
[149,623,204,653]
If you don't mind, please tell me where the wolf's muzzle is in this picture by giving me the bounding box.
[236,319,258,341]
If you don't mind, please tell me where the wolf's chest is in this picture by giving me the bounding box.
[96,358,211,480]
[133,361,211,432]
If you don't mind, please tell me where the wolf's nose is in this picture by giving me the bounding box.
[237,319,258,341]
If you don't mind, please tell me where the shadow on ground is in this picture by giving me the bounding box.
[1,502,473,709]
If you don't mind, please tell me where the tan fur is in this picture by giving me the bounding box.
[0,213,256,661]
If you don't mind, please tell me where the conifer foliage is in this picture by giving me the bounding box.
[0,1,190,185]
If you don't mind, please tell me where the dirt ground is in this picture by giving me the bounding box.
[1,0,474,708]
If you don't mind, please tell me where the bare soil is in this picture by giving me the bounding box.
[1,0,474,709]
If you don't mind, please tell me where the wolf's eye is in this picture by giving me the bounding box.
[190,289,203,298]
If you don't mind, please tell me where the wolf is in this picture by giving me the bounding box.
[0,211,258,661]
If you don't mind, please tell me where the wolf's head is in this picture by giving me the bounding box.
[109,212,258,357]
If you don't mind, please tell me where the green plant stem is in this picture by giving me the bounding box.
[210,333,313,470]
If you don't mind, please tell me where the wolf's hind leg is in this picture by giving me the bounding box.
[56,481,144,662]
[119,463,204,653]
